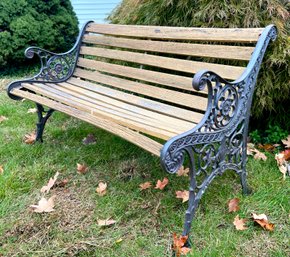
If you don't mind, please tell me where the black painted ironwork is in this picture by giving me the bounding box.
[7,21,93,100]
[35,103,54,142]
[7,21,93,140]
[161,24,277,238]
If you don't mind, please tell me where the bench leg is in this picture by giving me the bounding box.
[35,103,54,142]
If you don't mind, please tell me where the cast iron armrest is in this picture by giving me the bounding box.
[7,21,93,100]
[161,24,277,174]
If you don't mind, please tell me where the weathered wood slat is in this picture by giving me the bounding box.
[86,23,263,43]
[73,68,208,111]
[77,57,198,93]
[11,88,163,156]
[22,82,194,134]
[83,35,254,61]
[21,83,177,140]
[68,77,204,123]
[80,46,245,80]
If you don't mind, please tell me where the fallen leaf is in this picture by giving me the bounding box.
[283,149,290,161]
[177,166,190,177]
[27,108,38,114]
[24,132,36,144]
[275,152,285,166]
[97,218,116,227]
[139,182,152,190]
[77,163,89,174]
[0,165,3,175]
[252,213,274,231]
[175,190,189,203]
[56,179,69,188]
[172,233,191,257]
[96,182,107,196]
[180,247,192,255]
[233,215,248,230]
[0,115,8,123]
[278,164,287,180]
[253,151,267,161]
[30,195,56,213]
[40,172,60,193]
[228,198,240,212]
[282,135,290,148]
[258,144,275,152]
[82,133,96,145]
[155,177,169,190]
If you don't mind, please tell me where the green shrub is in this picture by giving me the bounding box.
[109,0,290,130]
[0,0,79,71]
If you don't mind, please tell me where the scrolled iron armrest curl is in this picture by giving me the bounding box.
[7,21,93,100]
[160,70,229,174]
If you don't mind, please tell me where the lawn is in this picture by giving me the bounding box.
[0,75,289,257]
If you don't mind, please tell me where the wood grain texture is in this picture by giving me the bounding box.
[86,23,263,43]
[80,46,245,80]
[83,35,254,60]
[77,57,198,93]
[12,88,164,156]
[74,68,207,111]
[68,77,204,123]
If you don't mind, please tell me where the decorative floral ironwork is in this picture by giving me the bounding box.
[7,21,93,100]
[160,25,277,237]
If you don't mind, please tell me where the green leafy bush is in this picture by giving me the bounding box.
[109,0,290,129]
[250,125,288,144]
[0,0,78,71]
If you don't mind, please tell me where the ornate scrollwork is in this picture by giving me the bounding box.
[7,21,93,100]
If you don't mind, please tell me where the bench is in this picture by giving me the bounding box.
[7,21,277,241]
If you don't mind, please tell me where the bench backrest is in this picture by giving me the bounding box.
[73,23,264,124]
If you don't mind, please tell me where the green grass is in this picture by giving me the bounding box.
[0,77,289,257]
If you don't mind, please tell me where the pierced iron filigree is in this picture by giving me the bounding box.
[160,25,277,238]
[7,21,93,100]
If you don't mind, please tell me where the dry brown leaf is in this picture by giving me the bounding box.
[0,115,8,123]
[278,164,287,180]
[233,215,248,231]
[172,233,191,257]
[228,198,240,212]
[258,144,275,152]
[97,218,116,227]
[40,172,60,193]
[180,247,192,256]
[175,190,189,203]
[275,152,285,166]
[177,166,190,177]
[0,165,3,175]
[253,151,267,161]
[139,182,152,190]
[24,132,36,144]
[96,182,107,196]
[30,195,56,213]
[27,108,38,114]
[155,177,169,190]
[82,133,96,145]
[252,213,274,231]
[77,163,89,174]
[282,135,290,148]
[56,179,69,188]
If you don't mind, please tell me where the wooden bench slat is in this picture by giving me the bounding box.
[83,35,254,61]
[58,82,194,131]
[86,23,263,43]
[77,57,199,93]
[68,77,204,123]
[21,83,179,140]
[23,82,194,133]
[80,46,245,80]
[74,68,208,111]
[11,88,163,156]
